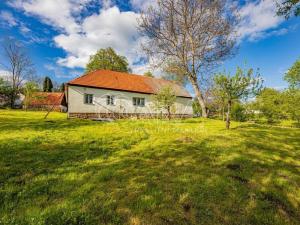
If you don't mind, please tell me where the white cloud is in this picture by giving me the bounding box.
[8,0,93,34]
[54,6,146,72]
[0,11,18,27]
[238,0,285,41]
[0,70,12,80]
[9,0,151,74]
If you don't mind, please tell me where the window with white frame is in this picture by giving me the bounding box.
[84,94,93,104]
[106,95,115,105]
[133,97,145,107]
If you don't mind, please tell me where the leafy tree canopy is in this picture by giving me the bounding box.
[23,81,39,110]
[277,0,300,18]
[285,59,300,89]
[153,86,176,120]
[60,83,65,92]
[144,71,154,77]
[255,88,285,122]
[214,67,262,128]
[0,78,12,96]
[43,76,53,92]
[85,47,130,73]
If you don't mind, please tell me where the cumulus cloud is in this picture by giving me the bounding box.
[10,0,148,74]
[8,0,93,33]
[237,0,285,41]
[54,6,143,70]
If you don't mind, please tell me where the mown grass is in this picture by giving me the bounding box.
[0,109,299,225]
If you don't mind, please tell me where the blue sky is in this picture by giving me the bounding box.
[0,0,299,89]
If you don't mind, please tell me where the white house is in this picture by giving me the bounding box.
[66,70,193,119]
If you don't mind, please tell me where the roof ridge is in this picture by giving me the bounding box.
[93,70,183,87]
[67,69,191,98]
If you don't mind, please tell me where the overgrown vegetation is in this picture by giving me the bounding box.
[0,110,299,225]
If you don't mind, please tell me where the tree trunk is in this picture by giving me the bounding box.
[222,106,225,121]
[167,106,171,120]
[10,92,16,109]
[226,100,231,129]
[190,77,207,118]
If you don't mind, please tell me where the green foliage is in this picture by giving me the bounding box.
[285,59,300,89]
[144,71,154,77]
[85,47,130,73]
[152,86,176,120]
[43,76,53,92]
[213,67,263,128]
[283,89,300,123]
[277,0,300,18]
[255,88,285,122]
[0,110,300,224]
[192,98,201,116]
[231,102,247,122]
[60,83,65,92]
[23,81,39,110]
[0,78,14,108]
[214,67,262,102]
[0,78,12,97]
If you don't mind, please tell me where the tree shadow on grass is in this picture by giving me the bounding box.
[0,123,300,225]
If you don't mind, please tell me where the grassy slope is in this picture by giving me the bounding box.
[0,110,299,225]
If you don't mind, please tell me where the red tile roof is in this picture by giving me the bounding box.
[29,92,64,106]
[67,70,191,98]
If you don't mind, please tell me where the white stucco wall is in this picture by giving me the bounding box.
[67,85,193,115]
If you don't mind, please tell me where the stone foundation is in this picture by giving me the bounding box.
[68,112,193,120]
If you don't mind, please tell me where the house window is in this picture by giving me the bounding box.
[84,94,93,104]
[133,97,145,107]
[106,95,115,105]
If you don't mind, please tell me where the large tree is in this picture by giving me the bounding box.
[138,0,238,117]
[285,59,300,89]
[43,76,53,92]
[277,0,300,18]
[85,47,130,73]
[213,67,262,129]
[0,40,35,108]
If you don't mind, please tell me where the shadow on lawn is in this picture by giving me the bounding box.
[0,122,299,225]
[0,116,95,131]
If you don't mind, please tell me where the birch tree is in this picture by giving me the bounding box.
[138,0,238,117]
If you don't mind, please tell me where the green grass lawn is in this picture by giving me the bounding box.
[0,110,299,225]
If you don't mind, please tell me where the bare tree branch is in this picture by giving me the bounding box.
[138,0,238,117]
[1,39,35,108]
